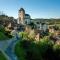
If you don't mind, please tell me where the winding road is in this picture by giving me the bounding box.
[0,32,20,60]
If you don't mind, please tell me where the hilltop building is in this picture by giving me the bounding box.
[17,8,48,32]
[17,8,31,25]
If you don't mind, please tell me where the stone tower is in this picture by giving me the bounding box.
[18,8,25,24]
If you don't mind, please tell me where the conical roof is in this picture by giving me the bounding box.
[19,8,25,12]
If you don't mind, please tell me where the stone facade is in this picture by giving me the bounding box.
[18,8,25,24]
[18,8,31,25]
[18,8,48,32]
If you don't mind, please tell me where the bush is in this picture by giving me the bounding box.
[0,27,12,40]
[0,26,5,33]
[19,32,28,40]
[52,44,60,60]
[15,32,60,60]
[15,37,54,60]
[0,51,6,60]
[0,32,8,40]
[15,40,26,60]
[19,32,35,41]
[53,44,60,50]
[4,31,12,38]
[15,39,43,60]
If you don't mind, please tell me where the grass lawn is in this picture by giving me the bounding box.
[0,51,6,60]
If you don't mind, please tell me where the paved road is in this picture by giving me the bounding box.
[0,32,20,60]
[5,36,19,60]
[0,38,15,50]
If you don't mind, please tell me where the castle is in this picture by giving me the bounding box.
[17,8,31,25]
[17,8,48,32]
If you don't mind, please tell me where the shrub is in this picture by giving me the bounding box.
[0,27,12,40]
[15,41,26,60]
[0,32,8,40]
[4,31,12,38]
[19,32,28,40]
[15,36,54,60]
[52,44,60,60]
[0,51,6,60]
[15,32,60,60]
[0,26,5,33]
[15,39,43,60]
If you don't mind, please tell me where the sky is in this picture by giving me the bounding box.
[0,0,60,19]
